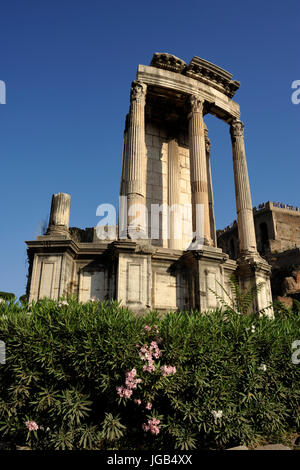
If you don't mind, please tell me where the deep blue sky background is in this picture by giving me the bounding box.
[0,0,299,299]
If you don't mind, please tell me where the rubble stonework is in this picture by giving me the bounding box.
[218,202,300,305]
[26,53,273,315]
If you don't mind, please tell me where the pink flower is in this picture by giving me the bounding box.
[146,402,152,410]
[144,363,155,373]
[134,399,142,405]
[117,386,125,397]
[161,365,176,376]
[124,388,133,398]
[139,342,161,372]
[117,369,142,399]
[144,325,151,331]
[142,418,161,435]
[26,421,39,432]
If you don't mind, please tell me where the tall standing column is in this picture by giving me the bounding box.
[119,115,129,238]
[168,138,181,249]
[204,126,217,246]
[46,192,71,237]
[188,96,212,246]
[125,80,147,237]
[230,119,257,254]
[120,114,129,196]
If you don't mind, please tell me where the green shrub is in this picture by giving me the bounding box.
[0,297,299,450]
[0,291,16,302]
[19,295,28,307]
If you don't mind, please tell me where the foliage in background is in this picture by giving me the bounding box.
[0,297,299,450]
[210,274,271,316]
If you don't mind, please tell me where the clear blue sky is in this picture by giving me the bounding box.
[0,0,299,299]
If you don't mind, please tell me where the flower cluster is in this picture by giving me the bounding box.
[142,418,161,435]
[117,368,142,399]
[26,421,39,431]
[58,300,69,307]
[117,324,177,437]
[211,410,223,419]
[161,365,176,376]
[144,324,159,334]
[139,341,162,373]
[258,363,267,371]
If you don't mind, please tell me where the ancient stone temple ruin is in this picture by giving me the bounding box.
[26,53,273,315]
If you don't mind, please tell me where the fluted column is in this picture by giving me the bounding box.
[168,138,181,249]
[204,126,217,246]
[120,114,129,196]
[47,193,71,237]
[230,119,257,254]
[125,81,147,237]
[188,96,211,246]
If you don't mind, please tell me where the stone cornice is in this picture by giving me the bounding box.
[26,239,111,257]
[151,247,183,262]
[150,53,240,99]
[150,52,187,73]
[186,56,240,99]
[137,65,240,122]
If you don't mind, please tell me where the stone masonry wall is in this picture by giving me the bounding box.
[145,122,192,249]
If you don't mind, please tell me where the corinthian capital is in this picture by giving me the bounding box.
[130,80,147,103]
[230,119,244,138]
[190,95,204,114]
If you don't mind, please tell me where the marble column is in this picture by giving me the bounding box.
[204,126,217,246]
[168,138,181,249]
[120,114,129,196]
[188,96,211,246]
[125,80,147,237]
[47,193,71,237]
[230,119,257,254]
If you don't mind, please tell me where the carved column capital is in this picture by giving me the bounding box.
[230,119,244,138]
[130,80,147,104]
[189,95,204,114]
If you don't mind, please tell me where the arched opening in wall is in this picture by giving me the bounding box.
[203,114,237,250]
[259,222,269,254]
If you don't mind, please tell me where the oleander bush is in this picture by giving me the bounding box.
[0,292,16,302]
[0,297,299,450]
